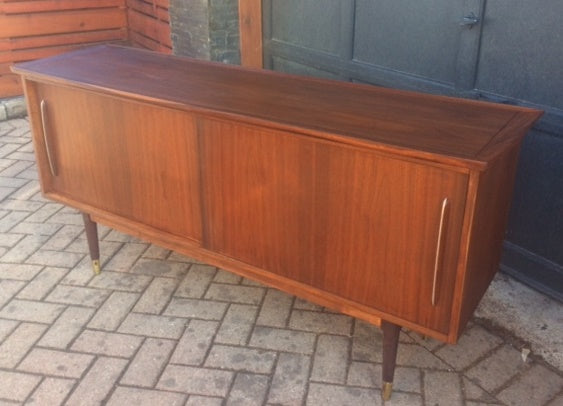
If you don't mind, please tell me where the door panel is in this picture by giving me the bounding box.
[35,83,202,241]
[201,117,468,333]
[353,0,460,84]
[476,1,563,110]
[268,0,355,57]
[263,0,483,93]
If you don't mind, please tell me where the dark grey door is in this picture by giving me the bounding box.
[262,0,563,301]
[263,0,484,94]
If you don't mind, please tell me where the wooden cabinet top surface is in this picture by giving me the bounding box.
[13,45,542,169]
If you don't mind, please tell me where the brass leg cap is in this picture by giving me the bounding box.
[382,381,393,401]
[92,259,101,275]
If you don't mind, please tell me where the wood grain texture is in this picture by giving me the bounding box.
[12,46,542,169]
[14,46,543,344]
[449,142,524,340]
[0,9,127,37]
[201,117,468,333]
[33,83,202,242]
[239,0,263,67]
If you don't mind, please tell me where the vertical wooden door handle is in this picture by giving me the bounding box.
[432,197,449,306]
[40,99,58,177]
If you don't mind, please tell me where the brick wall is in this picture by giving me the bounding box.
[169,0,240,64]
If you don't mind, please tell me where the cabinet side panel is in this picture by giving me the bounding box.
[452,142,522,339]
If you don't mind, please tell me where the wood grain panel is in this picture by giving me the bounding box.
[13,46,540,168]
[0,9,127,37]
[0,29,127,53]
[0,0,123,14]
[126,0,169,22]
[201,117,469,333]
[239,0,263,67]
[450,142,523,340]
[127,8,171,49]
[32,83,202,241]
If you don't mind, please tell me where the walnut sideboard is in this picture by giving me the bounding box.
[12,45,542,399]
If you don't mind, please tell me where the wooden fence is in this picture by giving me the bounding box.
[0,0,171,98]
[127,0,171,53]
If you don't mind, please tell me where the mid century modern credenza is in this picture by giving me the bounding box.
[12,45,542,399]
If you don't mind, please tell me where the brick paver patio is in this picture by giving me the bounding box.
[0,117,562,405]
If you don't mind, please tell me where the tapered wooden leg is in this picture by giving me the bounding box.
[82,213,101,275]
[381,320,401,401]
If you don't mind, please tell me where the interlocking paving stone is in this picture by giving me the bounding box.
[65,357,128,406]
[45,284,110,307]
[379,392,424,406]
[434,324,504,370]
[311,334,350,383]
[204,282,266,305]
[205,344,277,374]
[164,297,228,320]
[174,264,216,298]
[0,370,41,402]
[397,343,450,369]
[466,344,527,393]
[0,318,18,342]
[215,304,258,345]
[133,277,177,314]
[88,271,152,292]
[118,312,187,339]
[424,371,463,406]
[11,221,62,237]
[121,338,176,387]
[0,279,25,307]
[170,319,218,365]
[132,258,189,279]
[185,396,224,406]
[18,348,94,378]
[26,249,83,268]
[0,298,65,323]
[250,326,317,354]
[106,387,187,406]
[267,352,311,405]
[1,234,49,263]
[289,308,353,335]
[20,203,61,223]
[16,267,68,300]
[497,364,563,406]
[26,377,75,405]
[227,373,269,406]
[141,244,171,260]
[0,322,47,368]
[104,243,148,271]
[87,291,139,331]
[347,362,422,394]
[0,211,30,233]
[157,365,234,397]
[213,269,242,284]
[307,382,381,406]
[256,288,293,327]
[0,232,24,248]
[39,306,95,349]
[41,225,84,251]
[71,329,143,357]
[60,258,96,286]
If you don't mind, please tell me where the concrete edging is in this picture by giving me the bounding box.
[0,96,27,121]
